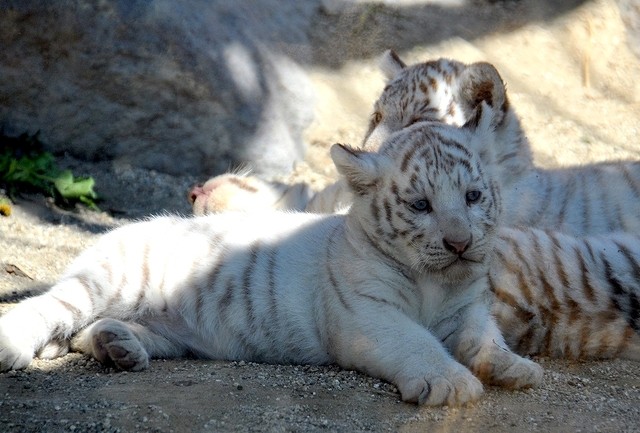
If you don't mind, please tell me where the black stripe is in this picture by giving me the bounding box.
[614,239,640,280]
[621,163,640,197]
[533,176,554,228]
[489,272,536,324]
[556,176,575,228]
[496,234,535,304]
[355,292,403,311]
[326,225,353,313]
[531,233,562,312]
[575,245,596,303]
[601,254,639,332]
[548,230,571,289]
[218,276,236,320]
[242,243,260,335]
[360,227,414,285]
[581,173,592,232]
[266,248,279,333]
[197,252,226,327]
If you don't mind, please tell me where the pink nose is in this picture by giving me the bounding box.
[188,184,204,204]
[443,237,470,255]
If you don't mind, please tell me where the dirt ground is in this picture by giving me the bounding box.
[1,0,640,432]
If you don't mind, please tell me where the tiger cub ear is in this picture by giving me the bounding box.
[330,143,380,195]
[456,61,508,126]
[379,49,406,81]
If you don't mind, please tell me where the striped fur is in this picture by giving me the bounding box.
[492,228,640,360]
[188,53,640,362]
[362,51,640,235]
[0,110,542,406]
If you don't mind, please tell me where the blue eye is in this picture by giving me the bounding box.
[410,199,432,213]
[466,190,481,204]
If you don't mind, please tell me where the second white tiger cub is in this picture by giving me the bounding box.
[0,104,542,405]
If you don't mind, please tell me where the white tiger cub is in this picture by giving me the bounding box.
[187,53,640,361]
[0,104,542,405]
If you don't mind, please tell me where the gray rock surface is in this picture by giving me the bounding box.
[0,0,316,177]
[618,0,640,59]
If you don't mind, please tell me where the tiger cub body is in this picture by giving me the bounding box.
[0,107,542,406]
[187,52,640,361]
[492,228,640,360]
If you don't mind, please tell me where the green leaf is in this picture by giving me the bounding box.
[1,131,99,210]
[53,170,98,200]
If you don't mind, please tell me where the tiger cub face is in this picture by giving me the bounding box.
[189,172,312,215]
[333,102,502,282]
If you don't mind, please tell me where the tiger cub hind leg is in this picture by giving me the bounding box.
[467,339,543,389]
[71,319,186,371]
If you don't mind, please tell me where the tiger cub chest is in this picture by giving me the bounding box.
[417,276,487,336]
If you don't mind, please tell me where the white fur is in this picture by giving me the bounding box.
[0,116,542,406]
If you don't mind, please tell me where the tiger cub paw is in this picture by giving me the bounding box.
[396,365,484,406]
[0,324,34,371]
[473,351,543,389]
[89,319,149,371]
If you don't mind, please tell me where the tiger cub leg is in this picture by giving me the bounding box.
[442,303,543,388]
[71,319,186,371]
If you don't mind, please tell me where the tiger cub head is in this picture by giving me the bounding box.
[189,172,312,216]
[365,50,532,186]
[332,102,502,282]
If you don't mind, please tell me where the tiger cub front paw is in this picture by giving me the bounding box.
[0,324,34,371]
[396,365,484,406]
[0,340,33,372]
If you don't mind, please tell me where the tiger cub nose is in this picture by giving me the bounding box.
[443,237,471,255]
[188,184,204,204]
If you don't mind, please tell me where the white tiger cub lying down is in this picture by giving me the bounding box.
[0,104,542,405]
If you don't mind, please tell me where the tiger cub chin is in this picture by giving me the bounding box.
[0,103,542,406]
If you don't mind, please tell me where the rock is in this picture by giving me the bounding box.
[618,0,640,60]
[0,0,316,177]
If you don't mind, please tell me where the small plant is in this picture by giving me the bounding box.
[0,131,99,210]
